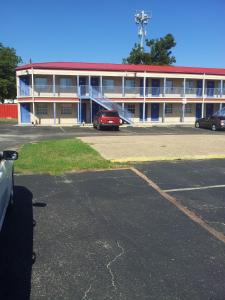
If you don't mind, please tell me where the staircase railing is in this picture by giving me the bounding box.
[78,86,134,124]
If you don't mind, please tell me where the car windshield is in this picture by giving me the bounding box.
[102,111,119,117]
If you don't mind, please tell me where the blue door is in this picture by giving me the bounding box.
[81,102,87,122]
[195,103,202,119]
[139,103,148,121]
[207,81,214,97]
[151,103,159,121]
[21,103,31,123]
[152,79,160,96]
[20,76,30,96]
[206,103,214,117]
[196,80,202,97]
[79,77,87,96]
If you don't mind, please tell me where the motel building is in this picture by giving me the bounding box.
[16,62,225,126]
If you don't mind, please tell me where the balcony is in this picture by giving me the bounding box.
[18,84,225,99]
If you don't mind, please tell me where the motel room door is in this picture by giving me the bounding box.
[151,103,159,121]
[196,80,203,97]
[207,81,214,97]
[21,103,31,124]
[195,103,202,119]
[152,79,160,96]
[206,103,214,118]
[81,103,87,123]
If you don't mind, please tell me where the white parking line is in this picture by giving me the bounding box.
[131,167,225,244]
[163,184,225,193]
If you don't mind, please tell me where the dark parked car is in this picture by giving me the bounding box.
[93,110,121,130]
[195,115,225,131]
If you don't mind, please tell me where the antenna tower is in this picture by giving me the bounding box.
[135,10,151,49]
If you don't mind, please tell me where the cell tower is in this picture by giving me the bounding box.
[135,10,151,49]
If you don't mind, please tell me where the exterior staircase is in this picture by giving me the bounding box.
[79,86,134,124]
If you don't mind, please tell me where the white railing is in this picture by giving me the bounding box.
[18,84,225,98]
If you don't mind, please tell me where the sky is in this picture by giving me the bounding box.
[1,0,225,68]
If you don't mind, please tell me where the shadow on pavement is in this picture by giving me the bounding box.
[0,186,34,300]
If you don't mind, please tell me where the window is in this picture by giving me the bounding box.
[103,79,115,92]
[61,104,72,115]
[125,79,136,93]
[165,103,173,114]
[36,104,48,115]
[101,111,119,117]
[59,78,74,93]
[185,104,192,114]
[127,104,135,114]
[186,80,194,94]
[125,79,135,88]
[35,77,48,92]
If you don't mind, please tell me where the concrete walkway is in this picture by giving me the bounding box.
[80,134,225,162]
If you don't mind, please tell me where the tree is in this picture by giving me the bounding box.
[123,34,176,65]
[0,43,22,103]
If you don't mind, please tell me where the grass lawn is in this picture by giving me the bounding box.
[0,118,17,124]
[15,138,120,175]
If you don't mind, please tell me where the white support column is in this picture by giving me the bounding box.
[16,75,20,98]
[163,78,166,96]
[122,77,125,97]
[181,103,185,123]
[201,103,204,118]
[219,103,223,110]
[143,73,146,122]
[16,76,20,125]
[53,75,56,96]
[77,101,80,124]
[202,75,205,118]
[88,75,91,96]
[77,75,80,97]
[183,78,186,97]
[221,79,223,97]
[31,67,35,124]
[53,102,56,125]
[90,99,92,124]
[100,76,103,96]
[162,102,166,123]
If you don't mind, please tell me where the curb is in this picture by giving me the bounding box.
[111,154,225,163]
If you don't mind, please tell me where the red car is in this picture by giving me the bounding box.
[93,110,121,130]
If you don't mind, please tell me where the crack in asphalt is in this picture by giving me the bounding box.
[81,284,92,300]
[106,241,125,291]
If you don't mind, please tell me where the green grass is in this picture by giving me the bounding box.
[15,138,119,175]
[0,118,17,124]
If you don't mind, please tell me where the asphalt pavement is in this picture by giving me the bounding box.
[0,123,224,151]
[1,161,225,299]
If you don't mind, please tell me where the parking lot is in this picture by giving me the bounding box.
[1,159,225,299]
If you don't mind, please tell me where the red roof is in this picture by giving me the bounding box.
[16,61,225,76]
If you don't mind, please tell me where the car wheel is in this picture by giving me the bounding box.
[211,124,217,131]
[114,126,119,131]
[97,124,101,130]
[195,121,200,128]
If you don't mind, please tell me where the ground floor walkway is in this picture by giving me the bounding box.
[17,100,225,126]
